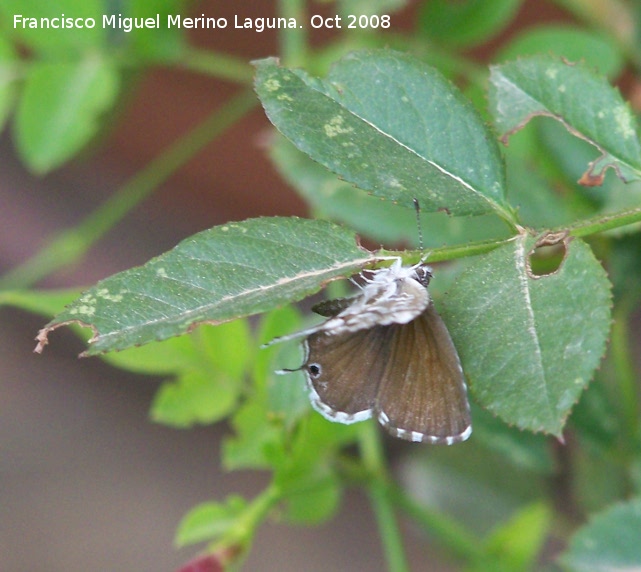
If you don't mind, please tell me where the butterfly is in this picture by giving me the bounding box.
[269,258,471,444]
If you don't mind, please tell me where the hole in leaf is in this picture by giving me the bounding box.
[527,233,569,278]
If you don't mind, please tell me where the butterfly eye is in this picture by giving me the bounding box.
[308,363,322,378]
[415,265,432,287]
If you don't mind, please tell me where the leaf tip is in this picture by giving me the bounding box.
[34,319,98,356]
[34,328,49,354]
[250,55,280,70]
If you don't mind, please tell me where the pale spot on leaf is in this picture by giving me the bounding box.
[613,104,635,139]
[324,115,354,138]
[264,79,280,92]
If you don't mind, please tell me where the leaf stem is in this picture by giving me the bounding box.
[217,482,282,556]
[278,0,308,67]
[376,205,641,268]
[611,306,641,450]
[358,422,410,572]
[174,47,254,84]
[564,206,641,238]
[378,236,516,266]
[0,89,257,290]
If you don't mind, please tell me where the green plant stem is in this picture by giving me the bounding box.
[379,236,515,266]
[377,205,641,268]
[611,307,641,449]
[0,89,257,290]
[278,0,308,67]
[175,47,254,84]
[217,482,282,555]
[358,422,410,572]
[565,206,641,238]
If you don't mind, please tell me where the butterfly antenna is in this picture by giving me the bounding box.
[413,198,424,250]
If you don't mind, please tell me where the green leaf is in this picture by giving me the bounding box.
[36,217,373,355]
[274,415,355,524]
[265,349,310,429]
[489,55,641,185]
[15,55,119,173]
[278,467,341,524]
[443,234,612,436]
[255,50,512,219]
[222,399,284,471]
[497,26,624,79]
[175,496,248,547]
[99,321,253,427]
[559,497,641,571]
[419,0,522,49]
[151,369,240,428]
[254,306,305,396]
[200,319,253,381]
[99,332,203,375]
[504,148,576,229]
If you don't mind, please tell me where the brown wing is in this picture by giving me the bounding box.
[303,325,396,423]
[374,304,471,444]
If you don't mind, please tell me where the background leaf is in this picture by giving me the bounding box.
[254,50,512,218]
[496,26,624,78]
[151,321,252,427]
[175,496,248,547]
[15,55,119,173]
[36,217,374,355]
[419,0,522,49]
[442,234,612,436]
[1,0,105,54]
[559,497,641,571]
[488,55,641,185]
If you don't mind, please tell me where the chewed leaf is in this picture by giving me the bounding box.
[443,233,612,436]
[254,50,512,219]
[35,217,374,356]
[489,55,641,186]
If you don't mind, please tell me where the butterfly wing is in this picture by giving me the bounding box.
[303,326,396,423]
[374,304,471,444]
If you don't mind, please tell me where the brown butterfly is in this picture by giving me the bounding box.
[269,258,471,444]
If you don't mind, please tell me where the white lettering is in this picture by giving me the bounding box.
[103,14,159,32]
[167,14,227,28]
[234,16,297,31]
[14,15,96,29]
